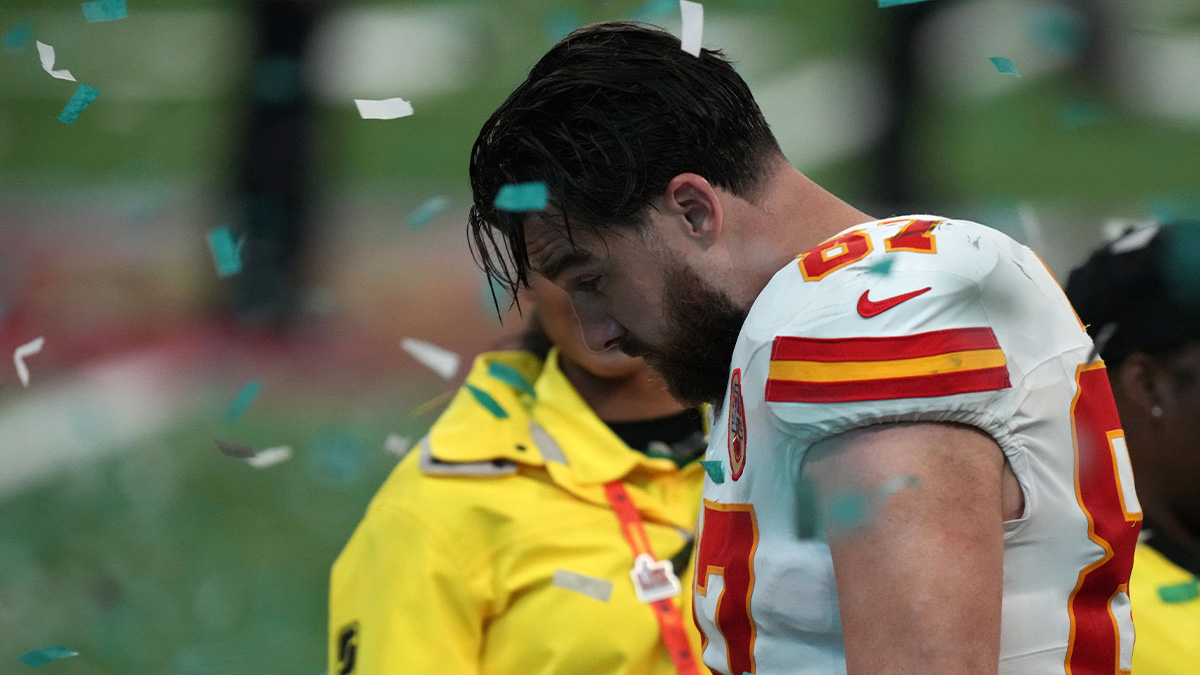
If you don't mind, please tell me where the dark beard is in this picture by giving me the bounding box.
[620,258,748,407]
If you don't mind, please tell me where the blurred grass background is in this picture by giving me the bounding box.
[1,0,1199,672]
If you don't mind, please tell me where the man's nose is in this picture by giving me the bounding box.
[572,300,625,352]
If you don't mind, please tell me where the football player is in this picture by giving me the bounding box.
[467,23,1140,675]
[1067,222,1200,674]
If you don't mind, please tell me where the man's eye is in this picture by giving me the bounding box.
[574,275,602,291]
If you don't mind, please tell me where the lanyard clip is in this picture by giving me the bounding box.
[630,553,682,604]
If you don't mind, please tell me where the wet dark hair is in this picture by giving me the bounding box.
[1066,220,1200,371]
[468,21,781,305]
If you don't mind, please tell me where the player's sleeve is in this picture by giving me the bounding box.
[761,245,1022,447]
[328,500,489,675]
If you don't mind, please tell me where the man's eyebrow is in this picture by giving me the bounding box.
[535,250,593,283]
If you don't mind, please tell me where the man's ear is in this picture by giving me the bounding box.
[1114,353,1165,419]
[660,173,723,247]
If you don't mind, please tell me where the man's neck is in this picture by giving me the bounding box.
[734,160,875,304]
[557,356,685,423]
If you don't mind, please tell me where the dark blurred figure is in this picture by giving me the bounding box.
[1066,221,1200,673]
[230,1,326,329]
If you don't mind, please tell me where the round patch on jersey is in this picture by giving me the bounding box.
[728,368,747,481]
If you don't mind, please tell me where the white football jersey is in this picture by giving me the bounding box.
[694,216,1142,675]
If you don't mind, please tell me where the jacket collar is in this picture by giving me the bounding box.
[426,349,684,483]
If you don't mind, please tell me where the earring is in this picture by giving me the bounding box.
[1151,405,1163,418]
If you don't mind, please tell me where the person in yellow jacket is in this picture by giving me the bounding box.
[329,275,710,675]
[1066,221,1200,674]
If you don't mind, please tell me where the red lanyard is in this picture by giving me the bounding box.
[604,481,703,675]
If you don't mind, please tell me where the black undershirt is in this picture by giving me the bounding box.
[604,408,707,468]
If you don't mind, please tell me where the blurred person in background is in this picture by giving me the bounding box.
[328,274,709,674]
[1066,221,1200,674]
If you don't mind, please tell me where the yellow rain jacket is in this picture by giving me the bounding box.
[329,349,708,675]
[1130,543,1200,673]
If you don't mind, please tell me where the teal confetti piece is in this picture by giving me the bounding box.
[81,0,128,23]
[989,57,1021,77]
[207,226,244,277]
[407,196,449,229]
[826,492,868,529]
[1157,579,1199,604]
[630,0,677,21]
[1057,102,1104,130]
[866,257,894,276]
[3,23,31,52]
[1032,7,1086,56]
[224,381,261,422]
[546,7,584,42]
[18,646,78,668]
[487,362,537,398]
[494,182,548,212]
[57,84,100,124]
[466,384,509,419]
[878,0,933,6]
[699,460,725,484]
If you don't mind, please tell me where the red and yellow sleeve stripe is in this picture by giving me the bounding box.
[765,327,1011,403]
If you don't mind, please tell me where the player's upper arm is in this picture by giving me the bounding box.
[805,422,1006,675]
[329,499,490,675]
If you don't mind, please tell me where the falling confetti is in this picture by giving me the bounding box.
[989,57,1021,77]
[246,446,293,469]
[487,361,537,398]
[3,23,31,52]
[878,0,933,6]
[13,336,45,387]
[825,474,922,531]
[80,0,128,23]
[679,1,704,57]
[865,257,895,276]
[384,433,411,457]
[876,474,921,502]
[36,41,75,81]
[215,439,255,459]
[493,182,548,212]
[546,7,584,42]
[1057,102,1104,131]
[552,569,613,602]
[409,390,456,418]
[224,381,261,422]
[698,460,725,484]
[354,97,414,120]
[406,196,449,229]
[826,492,868,529]
[207,226,244,277]
[631,0,676,22]
[400,338,460,379]
[57,84,100,124]
[17,646,78,668]
[1157,579,1199,604]
[466,384,509,419]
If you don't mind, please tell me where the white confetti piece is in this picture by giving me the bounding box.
[13,337,45,388]
[354,97,414,120]
[245,446,293,469]
[384,433,412,457]
[1109,225,1160,254]
[679,1,704,57]
[36,41,76,82]
[552,569,613,602]
[401,338,460,380]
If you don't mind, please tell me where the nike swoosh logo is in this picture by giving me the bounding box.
[857,287,932,318]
